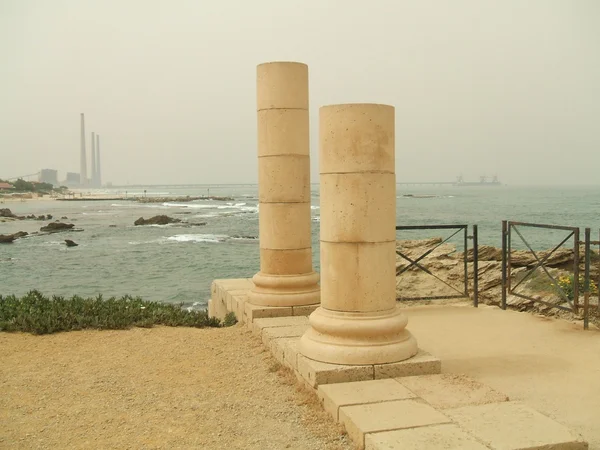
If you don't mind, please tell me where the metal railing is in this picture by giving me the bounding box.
[395,224,478,306]
[501,221,599,330]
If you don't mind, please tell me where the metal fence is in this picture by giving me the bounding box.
[501,221,599,330]
[395,224,479,306]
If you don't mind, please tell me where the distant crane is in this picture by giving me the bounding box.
[5,172,40,181]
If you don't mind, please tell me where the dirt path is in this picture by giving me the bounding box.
[0,326,353,450]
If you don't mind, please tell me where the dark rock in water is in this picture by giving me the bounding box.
[187,222,207,227]
[231,235,258,240]
[65,239,78,247]
[47,214,53,220]
[134,215,182,226]
[40,222,75,233]
[61,216,68,219]
[0,231,28,243]
[109,224,117,228]
[0,208,16,218]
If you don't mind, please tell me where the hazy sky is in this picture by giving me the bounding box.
[1,0,599,186]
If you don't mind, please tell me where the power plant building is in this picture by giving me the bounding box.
[39,169,59,187]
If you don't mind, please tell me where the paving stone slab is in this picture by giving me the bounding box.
[446,401,588,450]
[318,379,416,422]
[270,337,296,366]
[232,295,247,322]
[262,325,309,346]
[283,338,301,371]
[339,399,451,449]
[398,374,509,410]
[297,355,374,389]
[365,423,491,450]
[374,350,441,379]
[252,316,310,335]
[292,304,319,316]
[244,302,293,323]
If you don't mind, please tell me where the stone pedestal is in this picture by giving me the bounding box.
[247,62,320,308]
[299,103,418,365]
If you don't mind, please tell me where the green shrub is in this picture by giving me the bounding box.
[0,290,223,335]
[222,311,238,327]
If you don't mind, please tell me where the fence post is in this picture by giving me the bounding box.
[501,220,507,310]
[584,228,590,330]
[463,226,469,298]
[473,224,479,307]
[573,228,580,314]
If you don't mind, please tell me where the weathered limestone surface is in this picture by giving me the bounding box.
[248,61,320,308]
[300,103,418,365]
[446,402,588,450]
[365,424,490,450]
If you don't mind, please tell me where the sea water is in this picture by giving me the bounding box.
[1,184,599,308]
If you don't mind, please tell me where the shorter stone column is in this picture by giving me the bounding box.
[299,103,418,365]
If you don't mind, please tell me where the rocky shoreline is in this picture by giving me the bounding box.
[395,238,599,326]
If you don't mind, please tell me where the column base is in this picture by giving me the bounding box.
[248,271,320,307]
[299,306,418,365]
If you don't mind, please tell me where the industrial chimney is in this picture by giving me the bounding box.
[80,113,87,186]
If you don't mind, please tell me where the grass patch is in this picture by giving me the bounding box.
[0,290,225,335]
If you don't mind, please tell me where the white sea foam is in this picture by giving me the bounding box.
[312,216,320,222]
[311,205,320,210]
[162,202,258,213]
[166,234,228,244]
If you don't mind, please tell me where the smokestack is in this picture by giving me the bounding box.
[96,134,101,188]
[91,132,96,187]
[80,113,87,186]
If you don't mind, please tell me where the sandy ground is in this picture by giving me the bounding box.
[405,304,600,449]
[0,326,353,450]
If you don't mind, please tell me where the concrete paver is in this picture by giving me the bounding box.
[297,354,374,388]
[374,350,441,379]
[252,316,309,335]
[446,401,588,450]
[318,379,416,421]
[398,374,508,409]
[262,325,309,346]
[339,399,451,449]
[364,423,490,450]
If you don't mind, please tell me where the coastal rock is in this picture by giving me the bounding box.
[0,208,16,218]
[0,231,28,243]
[61,216,68,219]
[40,222,75,233]
[65,239,78,247]
[0,234,16,244]
[462,245,573,267]
[134,215,182,226]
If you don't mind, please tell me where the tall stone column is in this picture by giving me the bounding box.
[299,104,417,365]
[247,62,320,307]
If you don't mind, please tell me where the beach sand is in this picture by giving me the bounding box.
[0,326,353,450]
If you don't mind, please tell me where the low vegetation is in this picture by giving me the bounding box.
[0,290,230,335]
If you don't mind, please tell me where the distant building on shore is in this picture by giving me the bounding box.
[64,172,81,186]
[39,169,59,187]
[0,182,13,191]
